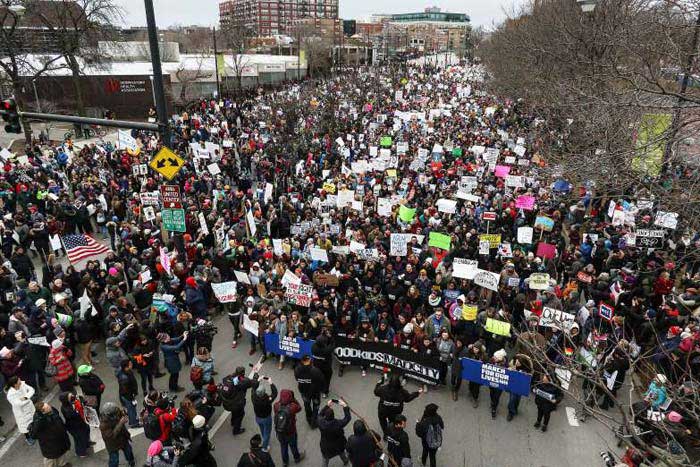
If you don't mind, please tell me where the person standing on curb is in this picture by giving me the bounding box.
[5,376,36,445]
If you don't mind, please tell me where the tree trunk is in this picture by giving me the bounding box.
[13,80,33,146]
[68,55,85,137]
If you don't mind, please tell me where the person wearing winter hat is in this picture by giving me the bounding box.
[645,374,669,409]
[176,414,216,467]
[488,349,508,419]
[146,439,179,467]
[49,338,75,391]
[185,276,208,320]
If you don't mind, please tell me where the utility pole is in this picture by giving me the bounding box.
[144,0,171,148]
[213,26,221,98]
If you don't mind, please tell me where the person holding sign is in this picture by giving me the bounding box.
[533,374,562,432]
[488,349,508,419]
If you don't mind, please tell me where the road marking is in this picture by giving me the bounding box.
[92,426,144,453]
[209,410,231,437]
[0,385,60,460]
[565,406,580,427]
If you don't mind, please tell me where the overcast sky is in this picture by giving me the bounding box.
[115,0,524,29]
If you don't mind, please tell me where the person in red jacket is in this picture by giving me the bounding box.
[49,339,75,391]
[273,389,305,467]
[154,398,178,445]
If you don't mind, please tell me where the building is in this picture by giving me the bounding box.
[219,0,339,37]
[0,0,89,54]
[372,7,471,60]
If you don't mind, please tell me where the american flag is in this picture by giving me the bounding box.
[61,234,111,263]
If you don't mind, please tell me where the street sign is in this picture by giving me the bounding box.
[149,147,185,180]
[162,208,186,232]
[482,211,497,221]
[160,184,182,208]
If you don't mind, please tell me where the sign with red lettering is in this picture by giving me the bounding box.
[482,211,497,221]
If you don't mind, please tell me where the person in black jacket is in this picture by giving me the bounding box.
[415,403,444,467]
[346,420,380,467]
[385,414,410,466]
[374,373,421,433]
[116,359,141,428]
[221,366,259,435]
[177,415,217,467]
[251,377,277,451]
[59,392,92,458]
[293,355,325,428]
[29,401,72,467]
[236,434,275,467]
[533,374,563,432]
[311,333,334,397]
[317,399,351,467]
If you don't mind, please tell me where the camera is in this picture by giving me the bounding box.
[600,451,615,467]
[192,321,218,339]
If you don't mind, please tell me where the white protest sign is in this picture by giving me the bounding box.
[377,198,393,217]
[390,233,408,257]
[281,269,301,288]
[453,258,478,279]
[436,198,457,214]
[159,247,171,275]
[285,282,314,307]
[246,209,257,237]
[528,273,551,290]
[207,163,221,175]
[473,269,500,291]
[526,307,576,330]
[479,241,490,255]
[517,227,533,244]
[310,247,329,262]
[654,211,678,230]
[264,183,273,203]
[272,239,284,256]
[198,212,209,235]
[211,281,238,303]
[50,234,62,251]
[140,192,160,206]
[143,206,156,221]
[243,313,259,334]
[234,270,251,285]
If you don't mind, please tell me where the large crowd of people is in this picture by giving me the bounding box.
[0,59,698,467]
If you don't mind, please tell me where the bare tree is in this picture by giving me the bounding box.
[0,0,66,143]
[219,23,253,91]
[173,55,212,105]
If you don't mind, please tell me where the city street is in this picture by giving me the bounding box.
[0,307,618,467]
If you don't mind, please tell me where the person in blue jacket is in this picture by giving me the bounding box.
[161,331,189,392]
[185,277,208,320]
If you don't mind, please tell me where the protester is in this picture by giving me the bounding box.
[77,364,105,414]
[4,376,36,445]
[273,389,305,467]
[176,415,217,467]
[533,374,563,432]
[415,403,444,467]
[221,366,259,435]
[374,373,421,434]
[29,401,72,467]
[117,358,141,428]
[236,433,275,467]
[58,391,92,458]
[317,398,352,467]
[385,414,411,467]
[100,402,136,467]
[48,338,74,392]
[346,420,381,467]
[160,331,189,392]
[251,376,278,452]
[293,354,325,428]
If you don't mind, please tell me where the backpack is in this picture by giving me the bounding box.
[274,405,292,434]
[190,366,203,384]
[170,411,188,440]
[143,412,162,440]
[425,423,443,449]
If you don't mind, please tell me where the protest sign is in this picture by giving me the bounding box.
[436,198,457,214]
[310,247,329,262]
[515,195,535,210]
[281,269,301,288]
[536,242,556,259]
[485,318,511,337]
[473,269,500,291]
[517,227,533,244]
[635,229,665,248]
[599,303,615,321]
[377,198,393,217]
[654,211,678,230]
[285,283,314,307]
[460,358,532,397]
[243,313,259,335]
[334,335,442,385]
[462,305,478,321]
[505,175,525,188]
[479,240,490,255]
[534,216,555,231]
[159,247,171,275]
[429,232,451,250]
[577,271,593,283]
[313,272,340,287]
[398,205,416,222]
[498,243,513,258]
[479,234,501,247]
[527,307,576,329]
[453,258,478,279]
[211,281,237,303]
[264,333,314,359]
[322,182,336,194]
[234,270,251,285]
[494,165,511,177]
[140,192,160,206]
[380,136,393,147]
[528,273,551,290]
[390,233,408,256]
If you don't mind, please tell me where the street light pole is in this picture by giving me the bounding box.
[213,27,221,98]
[143,0,171,148]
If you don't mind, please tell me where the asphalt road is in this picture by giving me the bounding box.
[0,306,620,467]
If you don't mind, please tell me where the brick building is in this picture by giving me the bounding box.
[219,0,339,36]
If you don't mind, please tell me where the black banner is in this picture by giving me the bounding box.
[333,335,442,385]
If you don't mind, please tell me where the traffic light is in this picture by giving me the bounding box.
[1,99,22,134]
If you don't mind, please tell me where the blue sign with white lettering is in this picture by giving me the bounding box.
[264,332,314,359]
[460,358,532,397]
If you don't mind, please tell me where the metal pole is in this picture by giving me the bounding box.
[19,111,160,131]
[143,0,172,148]
[297,25,301,80]
[213,27,221,98]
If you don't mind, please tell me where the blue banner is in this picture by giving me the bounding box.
[264,332,314,359]
[460,358,532,397]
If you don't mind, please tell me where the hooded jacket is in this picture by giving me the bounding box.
[346,420,380,467]
[273,389,302,438]
[318,405,351,458]
[221,371,259,411]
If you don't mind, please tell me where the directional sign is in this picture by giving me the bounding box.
[149,147,185,180]
[160,185,182,208]
[162,208,186,232]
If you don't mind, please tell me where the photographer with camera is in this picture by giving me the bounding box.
[100,402,136,467]
[151,395,179,444]
[251,375,277,452]
[236,434,275,467]
[318,398,352,467]
[221,365,259,435]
